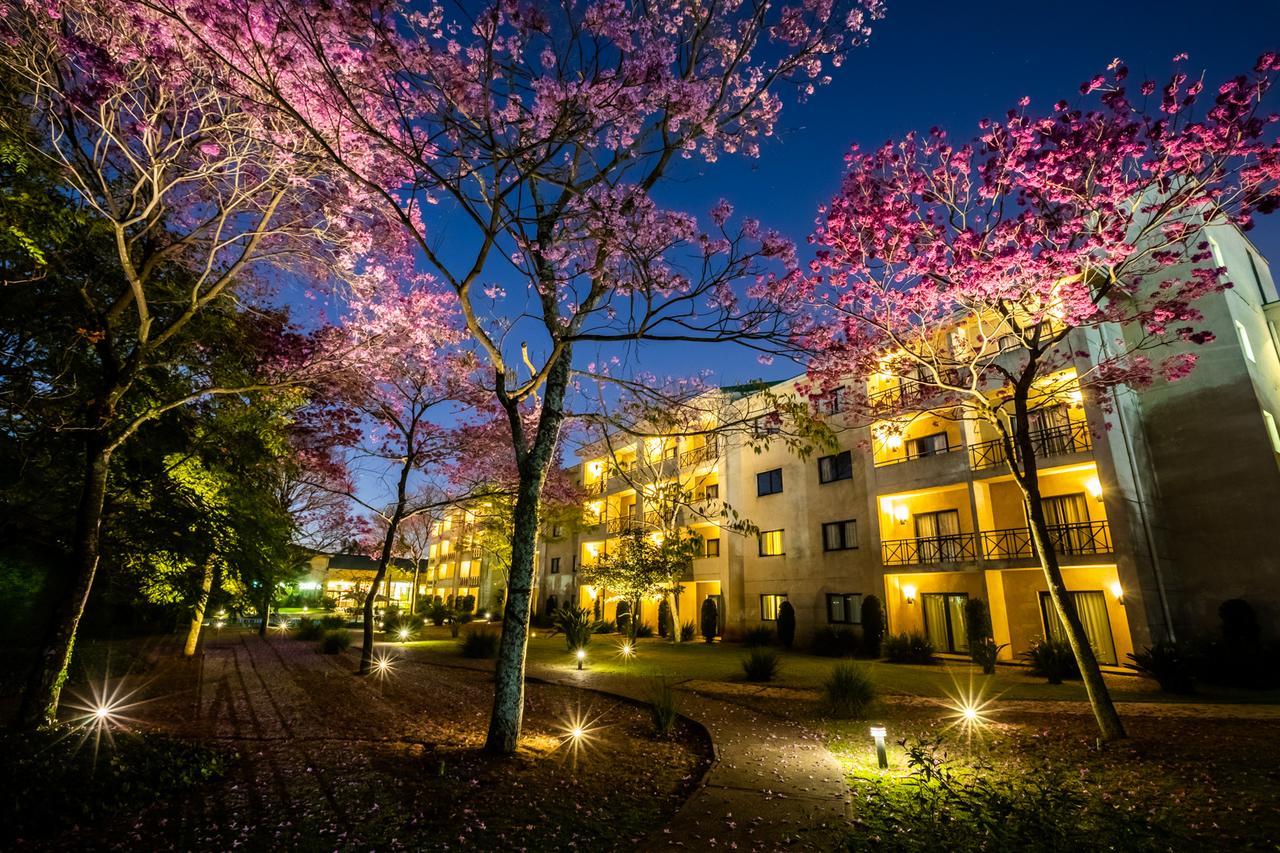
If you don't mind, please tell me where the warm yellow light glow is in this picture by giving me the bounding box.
[1110,582,1124,600]
[570,726,584,739]
[886,434,904,450]
[1085,476,1103,500]
[398,627,411,641]
[892,504,910,524]
[617,640,635,660]
[902,584,917,603]
[576,648,586,661]
[1068,389,1084,406]
[869,725,886,740]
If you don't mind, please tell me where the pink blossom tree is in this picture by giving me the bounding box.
[801,55,1280,741]
[154,0,884,752]
[1,0,382,727]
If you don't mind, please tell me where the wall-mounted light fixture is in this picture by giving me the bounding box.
[893,504,910,525]
[1085,476,1103,502]
[903,584,917,605]
[1110,581,1125,606]
[886,433,904,451]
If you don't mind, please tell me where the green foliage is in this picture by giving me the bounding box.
[383,612,419,637]
[427,602,449,626]
[294,617,325,641]
[743,626,775,647]
[845,737,1157,851]
[776,600,796,649]
[461,629,500,659]
[615,599,632,635]
[1126,641,1199,694]
[884,632,936,664]
[700,597,719,643]
[552,604,596,651]
[0,729,226,844]
[658,598,672,638]
[634,622,654,639]
[459,594,476,614]
[964,598,993,644]
[580,529,700,635]
[593,619,617,634]
[860,595,884,658]
[318,629,351,654]
[811,626,859,657]
[1021,639,1080,683]
[320,615,347,630]
[741,648,780,682]
[970,638,1007,675]
[824,661,876,719]
[648,679,679,737]
[680,621,696,642]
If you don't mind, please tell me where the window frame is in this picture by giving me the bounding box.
[821,519,858,552]
[817,450,853,484]
[758,529,785,557]
[756,467,784,496]
[550,556,561,574]
[826,592,863,625]
[703,538,721,558]
[760,593,788,621]
[1236,320,1257,363]
[1264,410,1280,454]
[912,431,949,457]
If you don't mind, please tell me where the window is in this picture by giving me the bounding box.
[1264,411,1280,454]
[760,593,788,621]
[822,520,858,551]
[818,450,853,483]
[1039,591,1117,665]
[758,529,784,556]
[752,417,782,438]
[700,483,720,501]
[551,523,563,537]
[665,444,678,460]
[912,432,949,457]
[1246,251,1274,304]
[994,333,1021,353]
[703,538,721,558]
[948,329,970,354]
[1208,235,1226,269]
[826,593,862,624]
[922,592,969,653]
[756,468,784,496]
[550,557,561,574]
[1236,320,1256,363]
[818,387,846,414]
[913,509,963,562]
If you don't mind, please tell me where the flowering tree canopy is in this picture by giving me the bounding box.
[801,54,1280,742]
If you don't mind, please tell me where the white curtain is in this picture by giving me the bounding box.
[1042,591,1116,665]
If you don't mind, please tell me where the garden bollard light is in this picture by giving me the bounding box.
[870,725,888,769]
[576,648,586,670]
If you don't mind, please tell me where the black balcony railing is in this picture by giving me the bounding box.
[679,441,718,468]
[967,422,1092,471]
[874,439,964,468]
[881,532,978,566]
[583,479,606,497]
[980,520,1112,559]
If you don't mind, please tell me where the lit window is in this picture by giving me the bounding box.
[759,529,784,557]
[760,593,788,621]
[1236,321,1256,363]
[822,520,858,551]
[818,451,853,484]
[1264,411,1280,454]
[756,468,783,496]
[704,538,721,558]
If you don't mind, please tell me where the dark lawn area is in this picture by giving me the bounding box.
[6,628,710,851]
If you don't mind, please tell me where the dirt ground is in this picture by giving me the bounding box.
[35,628,711,851]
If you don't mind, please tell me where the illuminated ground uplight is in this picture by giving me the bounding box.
[371,652,398,682]
[553,704,610,770]
[615,640,635,662]
[941,673,1002,740]
[62,677,150,760]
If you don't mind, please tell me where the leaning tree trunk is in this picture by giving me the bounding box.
[18,438,112,729]
[359,454,414,675]
[184,555,217,657]
[1013,409,1126,742]
[485,353,572,754]
[670,588,683,644]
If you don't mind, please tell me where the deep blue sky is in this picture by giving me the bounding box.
[624,0,1280,385]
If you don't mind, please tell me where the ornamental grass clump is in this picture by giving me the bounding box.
[648,679,679,738]
[461,628,500,659]
[824,661,876,719]
[318,629,350,654]
[742,648,780,682]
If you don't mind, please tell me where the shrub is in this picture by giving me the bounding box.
[318,629,350,654]
[1022,638,1080,683]
[460,594,476,614]
[811,626,859,657]
[883,632,935,664]
[1220,598,1260,645]
[615,600,632,635]
[427,602,449,627]
[965,598,993,643]
[1127,640,1198,694]
[742,648,780,682]
[635,622,654,639]
[593,619,617,634]
[658,599,672,638]
[461,629,500,659]
[320,615,346,630]
[293,617,324,641]
[383,612,418,638]
[700,597,719,643]
[777,600,796,649]
[743,626,774,647]
[860,595,884,658]
[649,679,679,737]
[824,661,876,719]
[680,621,696,642]
[553,604,596,651]
[970,637,1007,675]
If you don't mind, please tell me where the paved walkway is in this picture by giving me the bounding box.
[528,666,850,850]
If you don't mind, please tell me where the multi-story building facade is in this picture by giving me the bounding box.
[536,224,1280,668]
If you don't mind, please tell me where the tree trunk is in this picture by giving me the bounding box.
[670,587,683,644]
[485,353,571,754]
[359,455,414,675]
[18,439,112,729]
[258,586,271,637]
[1012,402,1126,742]
[410,564,421,617]
[184,556,217,657]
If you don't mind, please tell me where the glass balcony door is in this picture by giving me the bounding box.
[922,592,969,653]
[914,509,963,562]
[1039,590,1117,665]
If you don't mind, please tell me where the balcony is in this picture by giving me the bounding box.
[881,532,979,567]
[968,422,1092,471]
[874,439,964,468]
[679,441,718,468]
[583,479,607,498]
[980,520,1112,560]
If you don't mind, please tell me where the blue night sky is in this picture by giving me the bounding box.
[622,0,1280,385]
